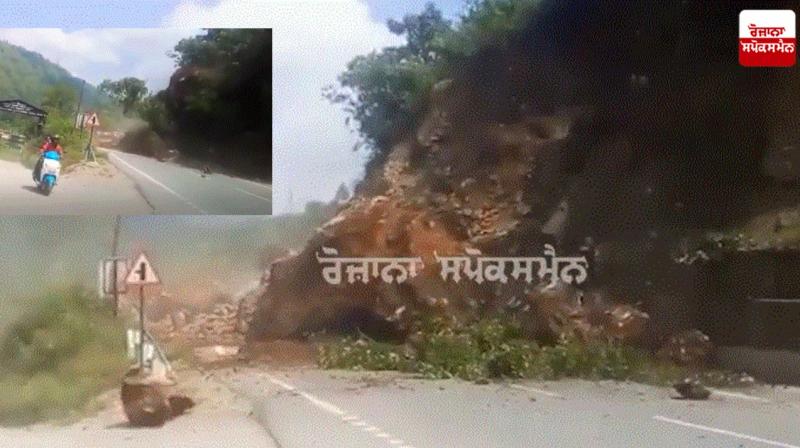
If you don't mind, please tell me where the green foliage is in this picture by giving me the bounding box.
[318,318,662,383]
[0,288,127,425]
[17,113,90,169]
[326,49,439,154]
[41,84,78,116]
[326,4,449,157]
[434,0,541,60]
[387,3,452,64]
[138,94,170,135]
[318,338,406,371]
[0,113,38,135]
[98,78,148,115]
[137,29,272,178]
[0,41,108,108]
[327,0,543,161]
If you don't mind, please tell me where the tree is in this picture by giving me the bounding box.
[98,78,148,115]
[138,93,170,135]
[154,29,272,177]
[387,2,451,63]
[326,3,451,157]
[41,83,78,115]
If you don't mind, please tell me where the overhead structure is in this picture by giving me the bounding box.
[0,99,48,133]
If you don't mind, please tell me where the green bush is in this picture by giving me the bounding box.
[318,337,405,371]
[0,288,127,426]
[318,318,681,384]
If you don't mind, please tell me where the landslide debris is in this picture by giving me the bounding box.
[248,0,800,365]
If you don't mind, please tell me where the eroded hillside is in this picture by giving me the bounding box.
[248,0,800,350]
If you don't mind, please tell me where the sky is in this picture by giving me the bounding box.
[0,0,466,214]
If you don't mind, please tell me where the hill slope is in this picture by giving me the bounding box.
[0,40,105,108]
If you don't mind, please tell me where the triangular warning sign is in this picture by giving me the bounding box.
[86,112,100,127]
[125,253,160,285]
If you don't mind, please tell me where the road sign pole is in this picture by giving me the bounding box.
[139,284,145,370]
[124,252,159,373]
[111,216,121,317]
[85,125,96,162]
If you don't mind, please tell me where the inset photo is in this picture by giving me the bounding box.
[0,28,272,214]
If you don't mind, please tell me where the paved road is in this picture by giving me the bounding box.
[0,159,152,215]
[106,150,272,215]
[7,366,800,447]
[227,368,800,448]
[0,151,272,215]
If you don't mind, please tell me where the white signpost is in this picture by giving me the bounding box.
[99,257,128,314]
[125,253,161,370]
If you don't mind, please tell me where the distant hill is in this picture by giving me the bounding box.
[0,40,107,108]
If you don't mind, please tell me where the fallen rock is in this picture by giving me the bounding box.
[673,378,711,400]
[658,329,713,366]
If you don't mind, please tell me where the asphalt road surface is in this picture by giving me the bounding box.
[106,150,272,215]
[6,367,800,448]
[0,158,152,215]
[229,368,800,448]
[0,151,272,215]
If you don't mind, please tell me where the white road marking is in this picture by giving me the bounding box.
[653,415,800,448]
[234,176,273,189]
[109,153,207,214]
[234,187,272,202]
[510,384,565,399]
[708,388,771,402]
[261,372,416,448]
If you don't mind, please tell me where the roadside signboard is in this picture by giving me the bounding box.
[87,112,100,127]
[125,253,161,371]
[100,257,128,296]
[76,112,101,129]
[125,253,160,286]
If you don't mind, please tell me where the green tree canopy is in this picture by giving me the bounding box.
[98,77,148,115]
[325,2,451,160]
[387,3,451,63]
[137,29,272,179]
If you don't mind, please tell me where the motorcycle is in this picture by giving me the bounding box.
[35,150,61,196]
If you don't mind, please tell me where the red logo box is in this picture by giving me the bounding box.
[739,10,796,67]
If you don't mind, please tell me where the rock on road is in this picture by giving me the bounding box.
[6,366,800,448]
[229,367,800,448]
[0,369,279,448]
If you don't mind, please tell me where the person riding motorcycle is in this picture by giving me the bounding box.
[33,135,64,182]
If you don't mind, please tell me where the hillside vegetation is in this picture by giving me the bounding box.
[0,288,127,426]
[0,41,106,109]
